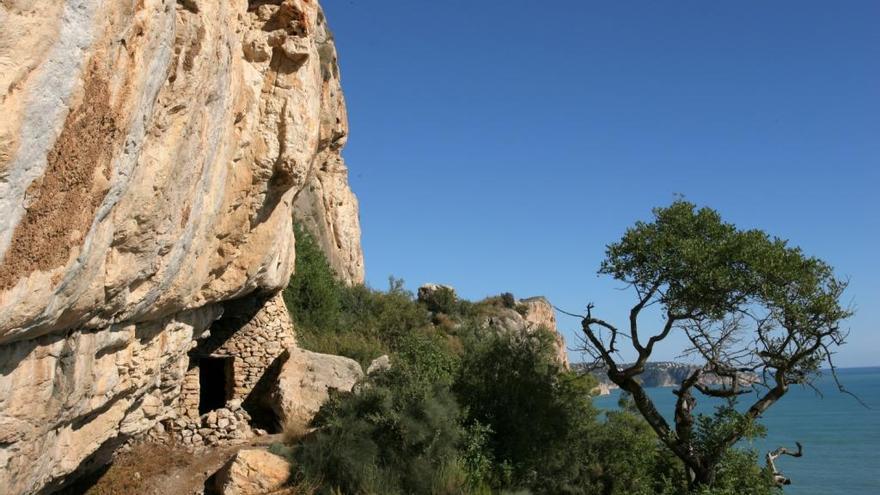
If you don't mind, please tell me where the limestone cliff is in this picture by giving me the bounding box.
[0,1,362,492]
[578,362,759,395]
[481,296,570,369]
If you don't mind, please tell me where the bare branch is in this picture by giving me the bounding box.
[766,442,803,486]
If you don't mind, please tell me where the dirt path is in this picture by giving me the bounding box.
[76,434,285,495]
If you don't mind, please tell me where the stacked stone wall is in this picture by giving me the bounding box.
[169,291,295,446]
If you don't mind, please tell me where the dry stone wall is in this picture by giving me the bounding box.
[177,292,295,421]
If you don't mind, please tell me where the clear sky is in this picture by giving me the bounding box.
[321,0,879,367]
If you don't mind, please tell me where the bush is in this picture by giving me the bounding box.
[282,222,778,493]
[284,224,431,365]
[420,285,459,315]
[337,278,432,350]
[294,335,465,494]
[283,222,342,332]
[500,292,516,309]
[454,329,601,493]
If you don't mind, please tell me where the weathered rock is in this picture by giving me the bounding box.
[0,305,221,494]
[367,354,391,375]
[293,156,365,286]
[214,449,290,495]
[271,347,363,426]
[0,0,361,492]
[581,361,759,395]
[519,297,570,369]
[418,283,456,305]
[481,296,570,369]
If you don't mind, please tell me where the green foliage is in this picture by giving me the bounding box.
[284,222,342,331]
[460,421,493,488]
[455,329,601,493]
[421,285,459,315]
[592,409,673,495]
[600,200,850,330]
[337,278,432,350]
[294,335,465,495]
[595,200,849,490]
[282,212,791,494]
[693,401,767,461]
[298,331,388,370]
[284,223,431,366]
[500,292,516,309]
[691,449,780,495]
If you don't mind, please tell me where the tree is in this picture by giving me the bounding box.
[455,328,601,493]
[577,201,852,489]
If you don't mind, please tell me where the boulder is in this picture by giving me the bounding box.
[367,354,391,375]
[214,449,290,495]
[271,348,364,426]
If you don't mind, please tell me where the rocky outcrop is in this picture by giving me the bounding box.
[0,305,222,494]
[271,347,363,427]
[481,296,570,369]
[579,362,759,395]
[293,157,364,286]
[518,297,570,369]
[367,354,391,375]
[213,449,290,495]
[0,1,361,492]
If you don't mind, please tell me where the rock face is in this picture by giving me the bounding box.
[481,296,570,369]
[0,1,362,492]
[579,362,759,395]
[519,297,570,369]
[293,158,365,286]
[214,449,290,495]
[271,347,363,427]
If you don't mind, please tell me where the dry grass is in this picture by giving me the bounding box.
[282,418,310,445]
[82,443,190,495]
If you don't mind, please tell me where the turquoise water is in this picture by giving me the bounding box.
[592,367,880,494]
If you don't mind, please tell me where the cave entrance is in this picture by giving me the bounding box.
[199,357,234,415]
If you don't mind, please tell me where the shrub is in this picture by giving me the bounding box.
[294,335,465,494]
[499,292,516,309]
[283,222,342,332]
[297,329,387,369]
[337,278,432,349]
[454,329,600,493]
[284,224,431,363]
[420,285,459,315]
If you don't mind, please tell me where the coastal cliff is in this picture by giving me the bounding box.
[0,1,361,492]
[577,362,758,395]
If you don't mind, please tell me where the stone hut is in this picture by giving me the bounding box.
[168,292,296,446]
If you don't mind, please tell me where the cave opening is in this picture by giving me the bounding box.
[199,356,234,415]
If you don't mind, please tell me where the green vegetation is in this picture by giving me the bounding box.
[582,200,850,489]
[283,223,431,367]
[280,220,786,494]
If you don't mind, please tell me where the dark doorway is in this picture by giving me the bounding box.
[199,357,234,415]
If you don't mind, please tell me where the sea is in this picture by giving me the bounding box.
[592,367,880,494]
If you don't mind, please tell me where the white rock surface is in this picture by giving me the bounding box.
[271,347,363,426]
[367,354,391,375]
[0,1,362,492]
[481,296,570,369]
[214,449,290,495]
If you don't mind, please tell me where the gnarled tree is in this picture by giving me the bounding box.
[577,201,851,489]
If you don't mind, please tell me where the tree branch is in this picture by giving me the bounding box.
[766,442,803,486]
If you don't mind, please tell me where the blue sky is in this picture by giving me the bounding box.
[321,0,879,367]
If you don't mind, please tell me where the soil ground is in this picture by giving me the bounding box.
[62,434,284,495]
